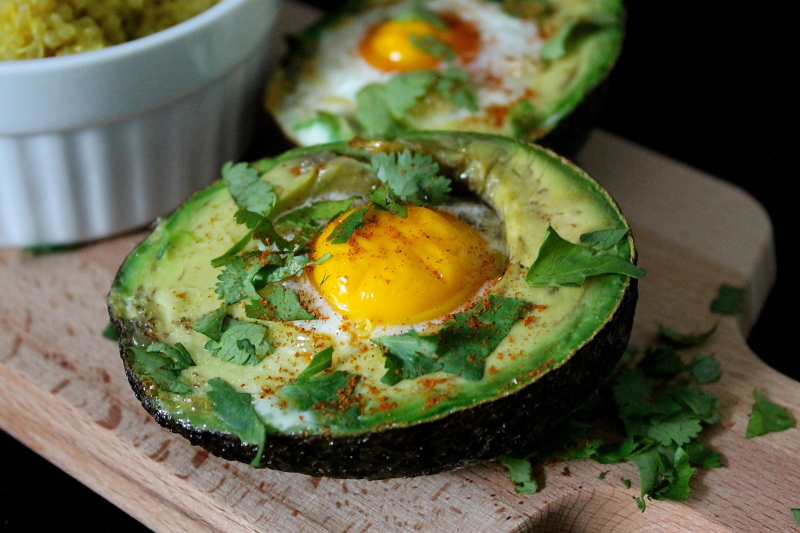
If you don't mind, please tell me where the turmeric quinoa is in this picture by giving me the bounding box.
[1,0,223,60]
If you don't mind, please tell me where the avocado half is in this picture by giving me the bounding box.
[107,132,638,479]
[264,0,625,159]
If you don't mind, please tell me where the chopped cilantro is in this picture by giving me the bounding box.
[204,319,273,365]
[354,67,479,137]
[710,283,745,315]
[276,197,358,230]
[434,66,479,111]
[127,344,194,394]
[372,329,441,385]
[437,295,531,381]
[621,477,631,489]
[410,33,456,62]
[499,456,538,494]
[369,149,451,206]
[391,0,446,27]
[373,295,530,383]
[245,284,315,322]
[327,204,370,244]
[500,314,724,510]
[580,228,631,250]
[745,390,796,438]
[195,304,228,342]
[791,508,800,525]
[690,354,722,384]
[279,347,359,415]
[526,225,645,287]
[214,254,262,305]
[102,322,118,341]
[221,162,276,216]
[207,378,266,467]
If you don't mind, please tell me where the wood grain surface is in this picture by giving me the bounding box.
[2,127,798,532]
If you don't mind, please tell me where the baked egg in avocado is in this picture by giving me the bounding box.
[265,0,625,158]
[107,132,642,479]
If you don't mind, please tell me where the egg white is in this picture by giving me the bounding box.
[283,0,544,144]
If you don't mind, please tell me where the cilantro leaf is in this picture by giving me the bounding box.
[147,342,194,370]
[276,198,358,230]
[499,456,539,494]
[391,0,446,27]
[526,225,645,287]
[745,390,796,438]
[684,439,722,468]
[710,283,745,315]
[221,162,276,216]
[437,295,531,381]
[279,347,358,413]
[253,252,329,288]
[195,304,228,342]
[207,378,266,467]
[204,319,272,365]
[410,33,456,61]
[638,345,687,377]
[245,284,315,322]
[102,322,118,341]
[293,111,355,142]
[215,254,262,305]
[372,329,442,385]
[434,66,479,111]
[580,228,630,250]
[369,149,451,206]
[127,346,193,394]
[642,413,702,447]
[791,509,800,525]
[327,204,370,244]
[690,354,722,384]
[355,83,405,137]
[384,70,439,119]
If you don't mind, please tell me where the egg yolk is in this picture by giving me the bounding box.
[309,205,501,325]
[359,14,480,72]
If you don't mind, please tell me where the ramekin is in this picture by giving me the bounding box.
[0,0,279,246]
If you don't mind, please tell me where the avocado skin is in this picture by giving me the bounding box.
[112,276,637,479]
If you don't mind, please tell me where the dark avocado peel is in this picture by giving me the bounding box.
[265,0,625,159]
[107,132,641,479]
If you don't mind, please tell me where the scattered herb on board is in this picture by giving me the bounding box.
[710,283,745,315]
[500,320,724,511]
[102,322,118,341]
[745,390,796,438]
[791,508,800,525]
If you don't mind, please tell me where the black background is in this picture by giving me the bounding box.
[1,1,794,530]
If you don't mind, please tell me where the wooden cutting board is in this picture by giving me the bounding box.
[2,2,799,531]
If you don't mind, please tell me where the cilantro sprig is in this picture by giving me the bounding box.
[745,390,796,438]
[207,378,266,467]
[373,295,531,384]
[326,149,452,244]
[526,225,645,287]
[279,347,362,424]
[127,342,196,394]
[500,321,724,511]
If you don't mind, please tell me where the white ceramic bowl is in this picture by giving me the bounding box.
[0,0,279,247]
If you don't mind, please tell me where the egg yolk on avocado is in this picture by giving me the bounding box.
[309,205,500,325]
[359,14,480,72]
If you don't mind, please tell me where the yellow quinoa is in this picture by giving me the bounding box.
[1,0,223,60]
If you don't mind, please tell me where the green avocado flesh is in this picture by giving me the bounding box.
[265,0,625,158]
[107,132,638,478]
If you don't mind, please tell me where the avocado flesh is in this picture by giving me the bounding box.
[108,132,638,478]
[264,0,625,158]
